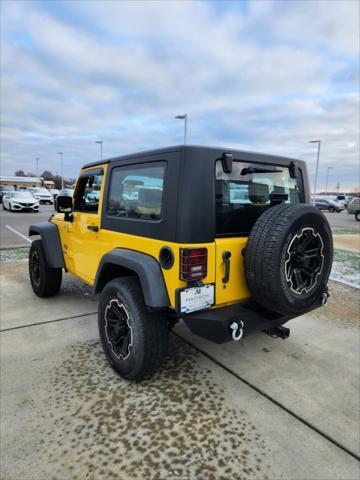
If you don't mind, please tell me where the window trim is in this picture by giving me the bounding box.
[73,168,104,214]
[105,161,167,223]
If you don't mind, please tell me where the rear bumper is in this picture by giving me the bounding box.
[182,299,316,344]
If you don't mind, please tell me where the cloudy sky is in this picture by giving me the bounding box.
[1,0,359,191]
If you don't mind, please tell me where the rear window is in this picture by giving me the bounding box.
[215,160,301,236]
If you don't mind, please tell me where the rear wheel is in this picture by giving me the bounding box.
[328,206,335,213]
[29,240,62,297]
[356,212,360,221]
[98,277,169,380]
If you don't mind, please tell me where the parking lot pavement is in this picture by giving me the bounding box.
[0,204,54,248]
[175,279,360,457]
[1,319,359,480]
[324,211,360,231]
[1,262,360,480]
[0,261,96,330]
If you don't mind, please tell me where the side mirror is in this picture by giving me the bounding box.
[56,195,73,219]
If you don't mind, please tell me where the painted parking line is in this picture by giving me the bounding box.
[5,225,32,244]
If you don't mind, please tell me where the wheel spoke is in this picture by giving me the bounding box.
[111,303,126,321]
[121,335,130,355]
[303,247,321,258]
[294,269,302,288]
[299,233,313,250]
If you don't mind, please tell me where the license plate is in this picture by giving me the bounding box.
[179,284,214,314]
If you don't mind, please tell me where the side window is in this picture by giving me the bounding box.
[107,163,165,221]
[74,173,103,213]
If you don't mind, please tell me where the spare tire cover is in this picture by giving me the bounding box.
[244,203,333,315]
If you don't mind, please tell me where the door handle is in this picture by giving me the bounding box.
[222,251,231,284]
[87,225,99,232]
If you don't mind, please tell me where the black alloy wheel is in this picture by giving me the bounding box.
[30,249,41,289]
[285,227,324,295]
[104,299,132,360]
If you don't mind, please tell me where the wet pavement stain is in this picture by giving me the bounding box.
[37,336,273,480]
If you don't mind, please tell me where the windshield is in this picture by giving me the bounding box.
[11,192,34,199]
[33,188,49,194]
[215,160,301,236]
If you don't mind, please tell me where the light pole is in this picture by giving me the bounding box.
[309,140,321,204]
[175,114,188,144]
[58,152,64,189]
[35,157,40,177]
[325,166,333,198]
[95,141,103,161]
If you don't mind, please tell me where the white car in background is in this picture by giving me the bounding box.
[2,191,39,212]
[30,187,54,204]
[49,188,60,198]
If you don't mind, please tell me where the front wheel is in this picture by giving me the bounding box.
[98,277,169,380]
[29,240,62,297]
[356,212,360,222]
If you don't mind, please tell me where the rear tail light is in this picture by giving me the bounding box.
[180,248,207,282]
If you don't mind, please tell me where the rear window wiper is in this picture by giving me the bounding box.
[241,166,283,175]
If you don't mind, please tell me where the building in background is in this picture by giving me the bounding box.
[0,176,42,189]
[43,180,55,189]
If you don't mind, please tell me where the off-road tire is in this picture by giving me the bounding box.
[355,212,360,222]
[245,203,333,315]
[98,277,169,380]
[29,239,62,297]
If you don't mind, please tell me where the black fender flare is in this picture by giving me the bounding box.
[28,223,65,269]
[93,249,170,308]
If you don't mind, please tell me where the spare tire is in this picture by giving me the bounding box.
[244,203,333,315]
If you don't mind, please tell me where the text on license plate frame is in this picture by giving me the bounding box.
[177,284,215,314]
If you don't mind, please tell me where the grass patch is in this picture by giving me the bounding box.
[331,249,360,288]
[0,247,30,263]
[332,228,360,235]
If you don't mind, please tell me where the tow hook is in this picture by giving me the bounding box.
[230,321,244,342]
[321,291,329,307]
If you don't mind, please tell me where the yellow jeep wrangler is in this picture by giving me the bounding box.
[28,146,333,380]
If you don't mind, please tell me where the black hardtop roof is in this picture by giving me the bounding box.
[82,144,303,170]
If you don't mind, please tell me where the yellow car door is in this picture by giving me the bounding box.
[68,167,106,285]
